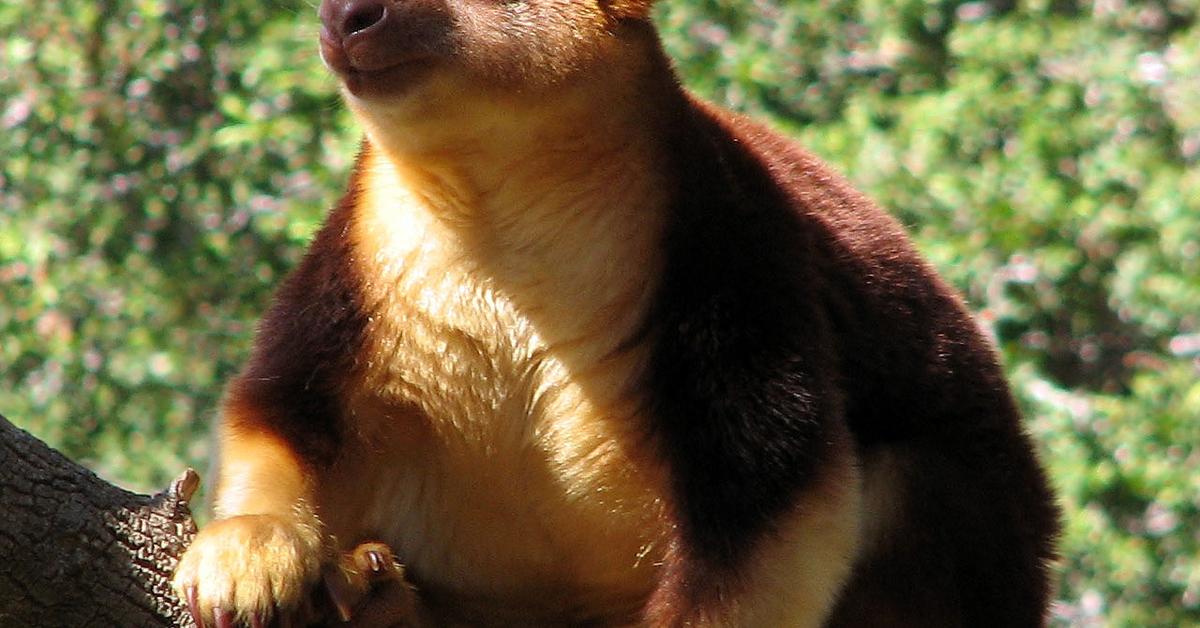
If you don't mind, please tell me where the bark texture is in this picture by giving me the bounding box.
[0,414,197,627]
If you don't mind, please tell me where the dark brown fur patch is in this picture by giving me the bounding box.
[223,168,371,470]
[638,74,1058,623]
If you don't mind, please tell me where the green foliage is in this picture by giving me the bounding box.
[2,0,1197,624]
[0,0,355,491]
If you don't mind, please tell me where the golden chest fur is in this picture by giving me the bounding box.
[329,146,670,621]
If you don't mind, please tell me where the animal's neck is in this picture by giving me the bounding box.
[356,82,676,361]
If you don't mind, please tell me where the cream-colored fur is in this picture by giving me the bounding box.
[176,424,326,624]
[725,444,862,627]
[857,446,908,558]
[314,48,678,622]
[333,150,670,622]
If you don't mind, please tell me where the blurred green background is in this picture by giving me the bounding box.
[1,0,1197,624]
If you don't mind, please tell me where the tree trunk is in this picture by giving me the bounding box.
[0,414,197,627]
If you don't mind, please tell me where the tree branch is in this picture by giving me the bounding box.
[0,414,197,627]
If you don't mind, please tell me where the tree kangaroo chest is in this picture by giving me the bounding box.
[336,195,666,618]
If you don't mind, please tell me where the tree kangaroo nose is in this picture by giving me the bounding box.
[320,0,388,43]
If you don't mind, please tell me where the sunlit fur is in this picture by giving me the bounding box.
[173,0,1058,625]
[335,126,673,622]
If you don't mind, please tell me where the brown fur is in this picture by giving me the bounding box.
[174,1,1058,626]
